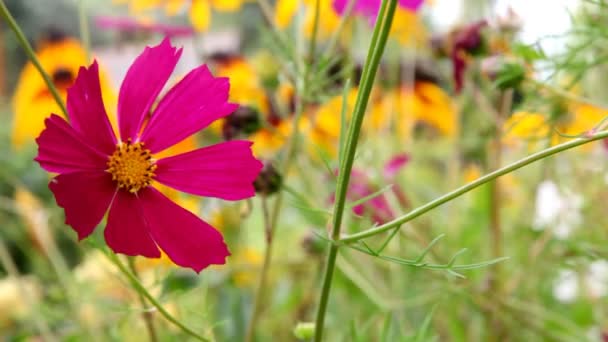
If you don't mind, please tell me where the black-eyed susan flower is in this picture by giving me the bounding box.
[11,34,115,149]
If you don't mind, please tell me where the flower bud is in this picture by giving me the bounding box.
[293,322,315,340]
[222,105,262,140]
[253,161,282,195]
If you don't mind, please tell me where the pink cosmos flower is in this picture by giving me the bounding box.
[333,0,423,24]
[35,38,263,272]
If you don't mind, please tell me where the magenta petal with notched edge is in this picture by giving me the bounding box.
[35,114,109,173]
[104,190,162,258]
[49,171,116,240]
[66,61,116,155]
[140,64,237,153]
[155,140,263,200]
[140,187,230,272]
[117,37,182,141]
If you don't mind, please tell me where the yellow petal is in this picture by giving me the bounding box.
[275,0,298,29]
[165,0,186,15]
[502,111,550,147]
[11,38,87,149]
[190,0,211,31]
[412,82,457,137]
[211,0,244,12]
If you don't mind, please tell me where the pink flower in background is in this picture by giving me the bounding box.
[332,153,410,224]
[333,0,423,23]
[95,16,195,37]
[35,38,263,272]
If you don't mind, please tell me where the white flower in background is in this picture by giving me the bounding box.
[533,180,583,239]
[553,260,608,303]
[587,260,608,299]
[553,269,579,303]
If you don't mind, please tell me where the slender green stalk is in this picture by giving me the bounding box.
[127,258,159,342]
[0,0,67,116]
[308,0,321,61]
[78,0,91,63]
[106,252,210,342]
[322,0,356,62]
[339,129,608,243]
[244,24,310,337]
[244,196,273,342]
[313,0,398,340]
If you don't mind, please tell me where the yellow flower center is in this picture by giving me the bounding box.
[106,140,157,193]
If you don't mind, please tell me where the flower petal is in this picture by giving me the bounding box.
[140,64,237,153]
[398,0,424,11]
[104,190,161,258]
[140,187,230,272]
[49,171,116,240]
[155,140,262,200]
[35,114,109,173]
[383,153,410,179]
[67,61,117,155]
[189,0,211,32]
[117,38,182,141]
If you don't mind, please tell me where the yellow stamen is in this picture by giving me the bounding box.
[106,139,156,193]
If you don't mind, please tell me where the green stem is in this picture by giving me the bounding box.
[339,129,608,243]
[243,70,306,340]
[78,0,91,63]
[106,252,210,342]
[308,0,321,62]
[127,258,159,342]
[313,0,398,340]
[0,0,67,116]
[244,196,273,342]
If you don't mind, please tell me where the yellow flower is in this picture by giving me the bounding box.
[503,104,608,148]
[250,119,292,158]
[370,82,457,140]
[502,111,550,147]
[231,247,263,287]
[11,36,116,149]
[301,88,359,158]
[215,57,269,114]
[275,0,343,39]
[115,0,246,32]
[390,7,427,47]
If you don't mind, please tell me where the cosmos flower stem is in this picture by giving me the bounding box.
[78,0,91,63]
[487,88,512,341]
[339,129,608,244]
[127,257,159,342]
[313,0,398,339]
[245,62,308,342]
[244,196,274,342]
[106,252,211,342]
[0,0,68,117]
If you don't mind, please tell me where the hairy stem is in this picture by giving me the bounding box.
[106,252,210,342]
[313,0,398,339]
[339,129,608,243]
[127,258,159,342]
